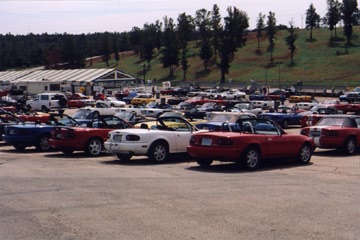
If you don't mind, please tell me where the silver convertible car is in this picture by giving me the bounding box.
[104,115,203,162]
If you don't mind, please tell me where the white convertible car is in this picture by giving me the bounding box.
[104,116,203,162]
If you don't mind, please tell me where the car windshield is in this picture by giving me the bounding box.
[234,103,250,109]
[210,114,233,122]
[115,111,132,119]
[200,102,215,108]
[317,117,345,126]
[72,109,94,119]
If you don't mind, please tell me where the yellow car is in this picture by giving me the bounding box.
[288,95,313,103]
[130,94,155,105]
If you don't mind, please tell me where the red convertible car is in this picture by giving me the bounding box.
[187,118,314,170]
[300,115,360,155]
[49,115,133,156]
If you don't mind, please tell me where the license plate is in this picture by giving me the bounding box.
[201,138,212,146]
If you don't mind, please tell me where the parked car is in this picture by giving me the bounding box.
[184,102,225,119]
[114,111,146,125]
[130,93,155,105]
[339,92,360,103]
[3,113,81,151]
[145,101,173,110]
[67,99,85,108]
[251,98,274,110]
[288,95,313,103]
[49,115,133,156]
[300,115,360,155]
[99,97,126,107]
[195,112,256,131]
[67,93,95,106]
[0,109,24,141]
[258,110,305,128]
[220,89,246,100]
[104,115,202,162]
[230,102,263,116]
[26,93,68,112]
[187,118,314,170]
[266,89,291,100]
[74,102,125,119]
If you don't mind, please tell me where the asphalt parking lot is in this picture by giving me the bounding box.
[1,96,360,240]
[0,132,359,240]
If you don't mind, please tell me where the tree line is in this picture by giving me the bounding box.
[0,0,358,84]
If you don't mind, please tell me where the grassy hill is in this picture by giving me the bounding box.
[92,26,360,88]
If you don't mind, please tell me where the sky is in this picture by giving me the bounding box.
[0,0,329,35]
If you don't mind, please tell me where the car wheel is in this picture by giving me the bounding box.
[197,159,213,167]
[85,138,103,156]
[296,143,312,164]
[343,137,357,155]
[282,120,289,129]
[13,144,26,151]
[93,111,100,118]
[110,103,115,107]
[36,134,51,151]
[116,153,132,161]
[241,146,260,170]
[148,141,169,163]
[41,105,49,113]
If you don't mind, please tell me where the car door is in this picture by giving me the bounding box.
[257,122,294,157]
[165,118,193,152]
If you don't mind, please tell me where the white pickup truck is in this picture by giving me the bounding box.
[26,93,68,112]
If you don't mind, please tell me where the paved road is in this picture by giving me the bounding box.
[0,138,359,240]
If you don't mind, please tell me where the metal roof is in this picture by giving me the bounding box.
[0,68,135,84]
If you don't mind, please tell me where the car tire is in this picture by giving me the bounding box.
[41,105,49,113]
[116,153,132,161]
[296,143,312,164]
[148,141,169,163]
[241,146,260,170]
[197,159,213,167]
[13,144,26,151]
[85,138,103,157]
[92,111,100,118]
[36,134,51,151]
[343,137,357,155]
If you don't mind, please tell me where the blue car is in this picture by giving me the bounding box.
[3,114,80,151]
[258,112,304,129]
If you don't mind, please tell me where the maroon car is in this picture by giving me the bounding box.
[300,115,360,155]
[49,115,133,156]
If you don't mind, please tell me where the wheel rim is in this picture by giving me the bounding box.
[246,149,259,168]
[347,139,356,154]
[299,145,311,162]
[88,139,102,156]
[153,145,166,161]
[39,136,50,151]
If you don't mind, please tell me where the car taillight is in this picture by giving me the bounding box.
[125,135,140,141]
[189,136,198,145]
[217,137,233,146]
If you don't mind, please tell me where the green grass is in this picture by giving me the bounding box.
[91,26,360,88]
